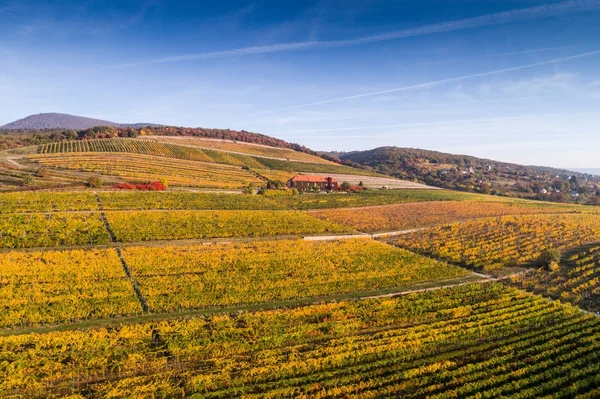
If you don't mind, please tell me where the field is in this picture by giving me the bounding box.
[305,173,433,189]
[33,138,383,180]
[123,239,468,311]
[272,189,475,210]
[391,214,600,270]
[139,136,335,164]
[251,156,381,176]
[0,212,110,248]
[254,168,296,181]
[105,210,352,242]
[97,191,284,210]
[3,283,600,398]
[29,153,264,188]
[0,191,97,213]
[3,154,600,397]
[0,158,84,191]
[510,244,600,312]
[38,138,215,162]
[311,200,574,232]
[0,248,140,327]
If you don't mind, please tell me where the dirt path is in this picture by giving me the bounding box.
[3,157,26,169]
[362,275,492,300]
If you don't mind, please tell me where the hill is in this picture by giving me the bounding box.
[336,146,600,203]
[0,113,158,130]
[0,114,334,162]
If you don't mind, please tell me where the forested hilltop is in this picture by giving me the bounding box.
[336,146,600,204]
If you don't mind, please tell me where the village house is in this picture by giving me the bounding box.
[286,175,339,192]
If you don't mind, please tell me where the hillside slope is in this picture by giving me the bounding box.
[337,146,600,203]
[0,113,158,130]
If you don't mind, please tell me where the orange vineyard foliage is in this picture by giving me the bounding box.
[311,200,574,232]
[392,214,600,270]
[122,239,466,311]
[510,244,600,312]
[0,248,140,327]
[3,283,600,398]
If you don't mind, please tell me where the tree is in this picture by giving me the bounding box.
[539,248,561,270]
[267,179,285,189]
[86,176,103,188]
[341,181,351,191]
[126,128,139,138]
[22,175,34,186]
[244,183,255,194]
[61,130,78,140]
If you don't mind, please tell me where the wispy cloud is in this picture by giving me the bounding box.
[118,0,600,67]
[277,114,563,136]
[255,50,600,114]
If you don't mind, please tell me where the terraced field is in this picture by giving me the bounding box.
[33,138,382,179]
[140,136,334,164]
[29,153,264,189]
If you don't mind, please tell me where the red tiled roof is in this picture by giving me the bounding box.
[289,175,334,183]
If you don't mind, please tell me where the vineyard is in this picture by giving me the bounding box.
[250,156,380,176]
[3,283,600,398]
[97,191,284,210]
[0,191,97,213]
[391,214,600,270]
[0,189,474,213]
[0,212,110,248]
[5,144,600,398]
[105,210,352,242]
[510,244,600,312]
[33,138,379,177]
[38,138,215,162]
[0,248,140,327]
[272,189,472,210]
[254,168,296,182]
[311,200,573,232]
[306,172,433,189]
[122,239,467,311]
[29,153,264,188]
[138,136,335,164]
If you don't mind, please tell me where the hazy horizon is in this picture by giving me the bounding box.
[1,0,599,167]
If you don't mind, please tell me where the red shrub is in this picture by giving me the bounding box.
[113,181,166,191]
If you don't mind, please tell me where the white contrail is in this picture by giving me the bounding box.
[278,114,558,135]
[255,50,600,115]
[118,0,600,67]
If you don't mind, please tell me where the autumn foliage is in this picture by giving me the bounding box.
[113,181,166,191]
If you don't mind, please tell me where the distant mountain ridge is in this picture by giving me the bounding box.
[0,113,159,130]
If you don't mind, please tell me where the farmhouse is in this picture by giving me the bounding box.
[286,175,339,192]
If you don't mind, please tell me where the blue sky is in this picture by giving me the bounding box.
[1,0,599,168]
